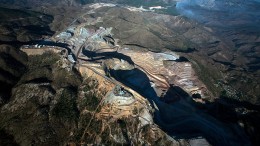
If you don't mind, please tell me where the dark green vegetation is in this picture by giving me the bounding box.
[52,88,79,122]
[88,6,259,104]
[0,129,19,146]
[80,78,102,112]
[0,52,82,145]
[0,45,27,104]
[0,1,259,145]
[93,6,194,52]
[0,7,45,21]
[190,57,223,97]
[0,7,54,42]
[0,51,177,145]
[19,52,81,89]
[1,0,258,106]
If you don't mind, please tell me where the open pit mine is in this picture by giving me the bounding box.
[0,3,259,146]
[16,4,250,146]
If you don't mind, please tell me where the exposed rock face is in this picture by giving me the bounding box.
[92,2,260,104]
[1,0,258,103]
[49,4,253,145]
[0,1,259,146]
[0,49,185,145]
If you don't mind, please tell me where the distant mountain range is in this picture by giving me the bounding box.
[0,0,175,7]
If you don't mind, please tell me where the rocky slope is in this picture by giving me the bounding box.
[0,48,188,146]
[175,0,260,103]
[0,1,259,146]
[83,4,259,103]
[1,1,258,103]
